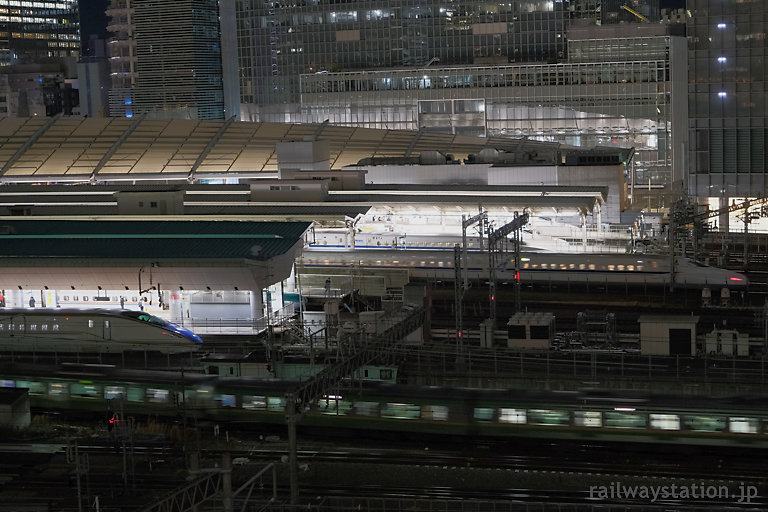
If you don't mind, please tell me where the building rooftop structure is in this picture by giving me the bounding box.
[0,116,596,184]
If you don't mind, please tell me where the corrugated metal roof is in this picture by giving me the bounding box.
[0,220,310,261]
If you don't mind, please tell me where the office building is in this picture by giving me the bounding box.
[687,0,768,205]
[233,1,681,203]
[0,0,79,67]
[106,0,225,120]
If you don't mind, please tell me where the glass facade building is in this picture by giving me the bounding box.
[234,1,684,196]
[687,0,768,200]
[295,24,686,192]
[237,0,571,117]
[107,0,224,120]
[0,0,79,67]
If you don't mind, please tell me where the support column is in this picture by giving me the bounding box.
[6,289,22,308]
[719,196,730,233]
[581,213,588,251]
[596,203,602,233]
[250,290,263,320]
[169,292,183,323]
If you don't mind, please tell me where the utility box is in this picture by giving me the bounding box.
[507,312,555,350]
[480,318,497,348]
[705,329,749,357]
[0,387,30,429]
[638,315,699,356]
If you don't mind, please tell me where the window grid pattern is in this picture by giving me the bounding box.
[236,0,569,106]
[687,0,768,196]
[106,0,224,120]
[297,60,673,185]
[0,0,79,67]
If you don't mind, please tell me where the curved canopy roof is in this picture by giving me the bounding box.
[0,116,577,184]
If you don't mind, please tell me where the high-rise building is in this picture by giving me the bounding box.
[687,0,768,202]
[106,0,226,120]
[235,0,571,120]
[0,0,80,67]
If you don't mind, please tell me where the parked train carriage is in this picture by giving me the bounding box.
[299,250,748,290]
[0,309,203,353]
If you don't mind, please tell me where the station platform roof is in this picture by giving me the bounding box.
[0,219,310,290]
[0,116,573,184]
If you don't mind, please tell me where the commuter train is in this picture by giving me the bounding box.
[0,309,203,354]
[299,250,748,289]
[4,364,768,447]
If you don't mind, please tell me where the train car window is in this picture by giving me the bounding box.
[649,414,680,430]
[71,383,101,398]
[317,398,353,415]
[605,411,647,429]
[421,405,448,421]
[88,320,94,328]
[105,321,110,329]
[729,417,759,434]
[41,324,48,331]
[617,265,625,271]
[104,386,125,400]
[53,324,60,331]
[683,415,726,432]
[473,408,495,422]
[0,324,3,331]
[352,401,379,416]
[628,265,635,271]
[579,264,586,270]
[499,408,526,424]
[380,369,393,380]
[146,388,169,403]
[0,380,13,387]
[574,411,602,427]
[84,297,89,301]
[29,324,37,331]
[16,380,46,394]
[588,264,596,270]
[243,395,267,410]
[528,409,570,426]
[49,382,68,396]
[63,296,69,301]
[267,397,285,411]
[381,402,420,419]
[217,394,236,407]
[127,387,144,402]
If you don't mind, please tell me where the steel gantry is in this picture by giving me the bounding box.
[284,306,425,505]
[487,211,529,324]
[454,210,486,358]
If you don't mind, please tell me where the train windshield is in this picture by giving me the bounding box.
[121,311,170,326]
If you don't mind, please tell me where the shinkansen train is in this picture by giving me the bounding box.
[0,309,203,354]
[3,364,768,447]
[299,250,748,289]
[309,231,486,251]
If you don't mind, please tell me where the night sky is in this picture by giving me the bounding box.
[78,0,109,56]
